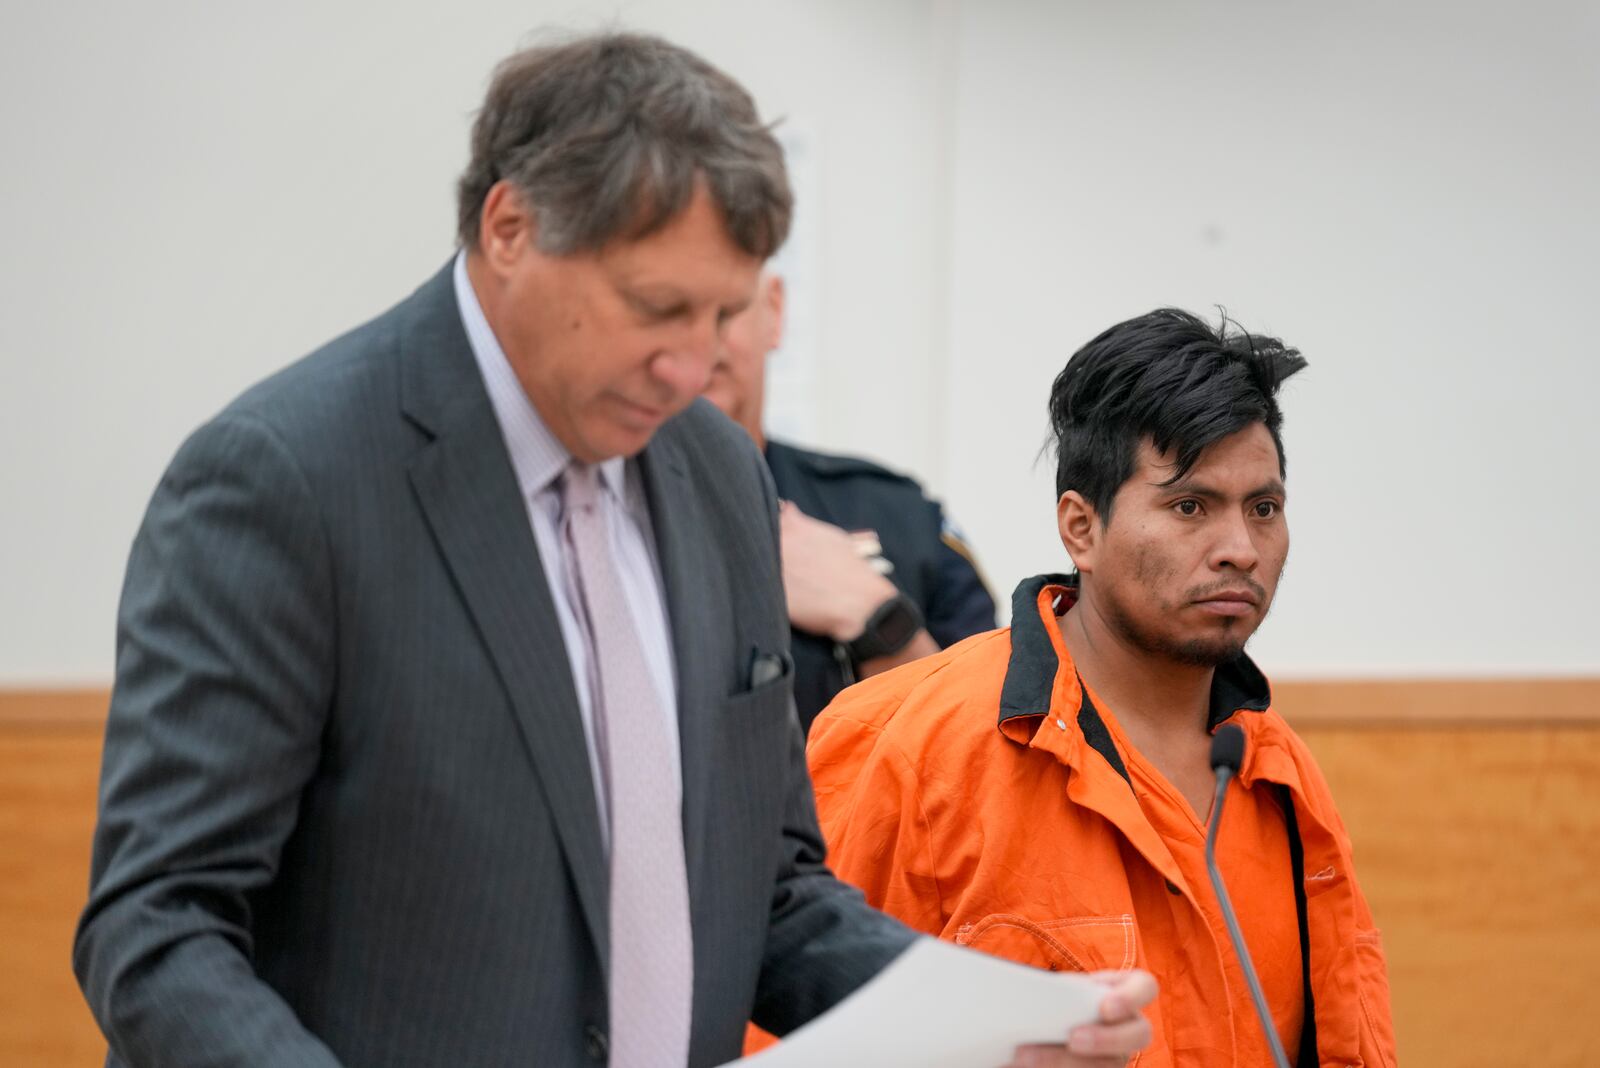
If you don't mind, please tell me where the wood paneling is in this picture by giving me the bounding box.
[1298,724,1600,1067]
[4,683,1598,1066]
[0,721,106,1066]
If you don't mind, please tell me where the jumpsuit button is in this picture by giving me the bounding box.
[1166,880,1182,895]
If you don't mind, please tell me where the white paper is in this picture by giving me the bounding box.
[720,938,1105,1067]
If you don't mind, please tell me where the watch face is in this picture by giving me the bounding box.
[876,599,919,650]
[854,593,923,662]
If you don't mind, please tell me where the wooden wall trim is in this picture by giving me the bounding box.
[3,678,1597,730]
[0,689,110,729]
[1273,677,1600,727]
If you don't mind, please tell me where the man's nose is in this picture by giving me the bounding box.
[1209,511,1261,573]
[651,312,721,398]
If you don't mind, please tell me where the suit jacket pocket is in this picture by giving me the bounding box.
[705,664,798,921]
[725,659,793,716]
[714,668,796,820]
[955,913,1138,973]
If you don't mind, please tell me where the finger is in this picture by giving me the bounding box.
[1006,1043,1130,1067]
[1068,1014,1153,1058]
[849,532,883,555]
[1090,969,1158,1020]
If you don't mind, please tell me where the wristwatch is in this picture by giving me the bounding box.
[846,591,925,665]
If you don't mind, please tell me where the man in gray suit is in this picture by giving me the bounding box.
[74,33,1154,1068]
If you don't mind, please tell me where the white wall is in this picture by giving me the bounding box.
[941,0,1600,675]
[2,1,1595,682]
[0,0,951,683]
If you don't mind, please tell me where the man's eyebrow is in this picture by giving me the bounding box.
[621,283,749,316]
[622,283,685,302]
[1153,479,1224,502]
[1154,477,1287,501]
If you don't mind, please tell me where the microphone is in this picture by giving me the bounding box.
[1205,724,1291,1068]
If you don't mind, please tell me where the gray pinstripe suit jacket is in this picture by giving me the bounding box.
[74,263,915,1068]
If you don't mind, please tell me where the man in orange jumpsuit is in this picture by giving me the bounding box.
[809,309,1398,1067]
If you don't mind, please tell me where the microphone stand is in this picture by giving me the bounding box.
[1205,724,1291,1068]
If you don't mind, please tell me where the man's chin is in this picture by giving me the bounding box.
[1169,637,1249,668]
[1109,601,1259,668]
[699,385,738,421]
[570,418,667,463]
[1167,617,1262,666]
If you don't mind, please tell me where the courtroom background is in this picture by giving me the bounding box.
[2,1,1596,1065]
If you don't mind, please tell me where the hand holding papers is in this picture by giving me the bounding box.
[723,938,1155,1067]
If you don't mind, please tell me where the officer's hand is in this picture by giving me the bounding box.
[778,502,898,642]
[1003,969,1158,1068]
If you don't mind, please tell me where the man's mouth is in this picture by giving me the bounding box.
[613,395,668,425]
[1191,587,1262,616]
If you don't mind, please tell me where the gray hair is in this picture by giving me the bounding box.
[456,32,792,258]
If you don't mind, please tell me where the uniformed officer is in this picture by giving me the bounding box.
[703,271,996,731]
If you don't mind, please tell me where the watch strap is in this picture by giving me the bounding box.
[846,592,924,664]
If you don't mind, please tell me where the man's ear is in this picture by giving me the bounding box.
[763,274,786,352]
[477,179,536,276]
[1057,490,1101,575]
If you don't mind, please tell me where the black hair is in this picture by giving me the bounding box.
[1049,308,1307,517]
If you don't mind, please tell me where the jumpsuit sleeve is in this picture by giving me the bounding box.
[806,703,949,937]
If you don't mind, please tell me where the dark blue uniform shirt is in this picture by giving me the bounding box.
[765,439,996,732]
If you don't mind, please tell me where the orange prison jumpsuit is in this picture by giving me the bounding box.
[805,575,1397,1068]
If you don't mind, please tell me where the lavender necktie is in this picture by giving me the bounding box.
[560,463,693,1067]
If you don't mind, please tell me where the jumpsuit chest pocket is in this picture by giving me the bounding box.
[955,912,1138,973]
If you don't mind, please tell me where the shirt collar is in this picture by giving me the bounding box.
[452,251,627,500]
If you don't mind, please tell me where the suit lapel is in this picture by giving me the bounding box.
[638,428,727,911]
[399,264,610,975]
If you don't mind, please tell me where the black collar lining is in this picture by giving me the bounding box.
[997,573,1075,724]
[1078,689,1131,785]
